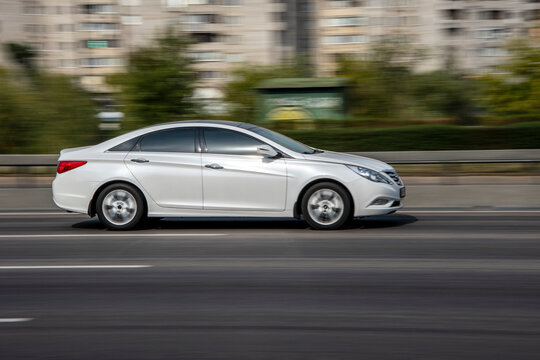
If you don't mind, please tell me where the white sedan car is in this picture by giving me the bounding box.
[53,120,405,230]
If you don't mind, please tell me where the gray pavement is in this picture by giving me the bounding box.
[1,211,540,359]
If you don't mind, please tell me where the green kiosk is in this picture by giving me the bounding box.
[256,78,348,128]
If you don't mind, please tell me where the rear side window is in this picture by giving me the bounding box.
[108,136,139,152]
[139,127,196,153]
[203,128,263,155]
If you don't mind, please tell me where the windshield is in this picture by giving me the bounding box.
[249,126,316,154]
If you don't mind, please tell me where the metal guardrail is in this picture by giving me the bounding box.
[0,154,59,167]
[0,150,539,167]
[351,150,540,165]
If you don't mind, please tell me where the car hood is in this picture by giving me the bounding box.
[302,151,393,172]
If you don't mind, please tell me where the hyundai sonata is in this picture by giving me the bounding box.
[53,120,405,230]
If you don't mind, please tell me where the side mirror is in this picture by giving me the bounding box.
[257,145,279,158]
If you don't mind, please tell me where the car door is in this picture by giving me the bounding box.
[125,127,202,209]
[200,127,287,211]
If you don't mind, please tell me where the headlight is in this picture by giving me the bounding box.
[346,165,391,184]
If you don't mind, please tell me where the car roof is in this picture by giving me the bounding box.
[142,120,261,131]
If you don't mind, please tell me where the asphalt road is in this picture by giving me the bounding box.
[1,211,540,359]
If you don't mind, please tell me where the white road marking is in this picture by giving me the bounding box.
[0,265,152,270]
[0,318,33,323]
[0,233,226,238]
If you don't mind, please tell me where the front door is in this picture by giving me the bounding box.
[201,127,287,211]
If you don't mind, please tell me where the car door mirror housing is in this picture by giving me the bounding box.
[257,145,279,158]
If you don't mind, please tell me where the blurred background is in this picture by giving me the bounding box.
[0,0,539,155]
[0,0,539,198]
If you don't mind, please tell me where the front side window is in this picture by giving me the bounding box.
[248,126,315,154]
[139,128,195,152]
[203,128,263,156]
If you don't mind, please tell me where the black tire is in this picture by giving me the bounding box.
[96,183,145,230]
[301,182,352,230]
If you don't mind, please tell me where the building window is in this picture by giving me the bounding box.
[223,34,241,44]
[24,24,47,33]
[58,59,77,68]
[476,28,509,39]
[80,4,117,14]
[329,0,359,8]
[477,47,508,57]
[26,42,44,51]
[223,16,242,25]
[190,51,222,62]
[223,0,242,5]
[477,10,508,20]
[164,0,216,7]
[23,5,46,15]
[198,71,224,79]
[444,27,463,36]
[79,22,119,31]
[183,14,218,24]
[84,39,121,48]
[120,0,141,5]
[322,34,369,44]
[81,58,123,67]
[322,17,369,27]
[225,53,244,62]
[272,12,287,23]
[122,16,143,25]
[57,24,75,32]
[443,9,467,20]
[191,32,219,43]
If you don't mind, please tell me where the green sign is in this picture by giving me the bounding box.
[256,78,348,125]
[87,40,108,48]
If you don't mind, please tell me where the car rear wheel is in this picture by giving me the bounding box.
[301,182,352,230]
[96,183,145,230]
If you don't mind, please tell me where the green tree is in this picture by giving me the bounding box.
[412,70,481,125]
[0,67,99,153]
[481,39,540,122]
[337,40,423,121]
[109,28,196,130]
[224,63,304,122]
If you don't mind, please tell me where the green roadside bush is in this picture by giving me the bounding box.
[281,122,540,152]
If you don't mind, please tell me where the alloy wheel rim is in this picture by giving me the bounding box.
[307,189,344,226]
[102,190,137,226]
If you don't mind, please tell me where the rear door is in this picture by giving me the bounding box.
[125,127,202,209]
[201,127,287,211]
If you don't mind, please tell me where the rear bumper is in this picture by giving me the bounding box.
[52,175,94,215]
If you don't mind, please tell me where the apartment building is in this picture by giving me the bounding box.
[0,0,302,97]
[315,0,539,75]
[1,0,538,94]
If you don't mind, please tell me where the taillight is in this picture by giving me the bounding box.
[57,161,87,174]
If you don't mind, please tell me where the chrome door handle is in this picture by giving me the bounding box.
[131,158,149,163]
[205,163,223,169]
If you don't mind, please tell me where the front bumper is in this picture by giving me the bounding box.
[347,177,405,217]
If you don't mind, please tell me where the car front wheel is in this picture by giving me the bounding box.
[301,182,352,230]
[96,183,145,230]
